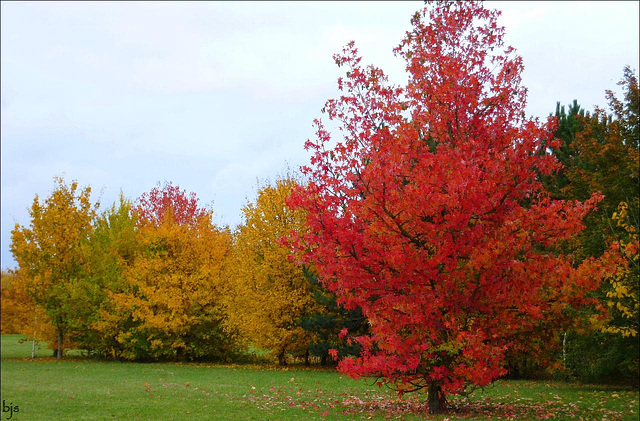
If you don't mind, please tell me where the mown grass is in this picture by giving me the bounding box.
[1,334,638,420]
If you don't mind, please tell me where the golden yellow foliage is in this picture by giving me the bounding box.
[602,201,639,338]
[10,176,98,358]
[94,209,235,360]
[225,178,317,364]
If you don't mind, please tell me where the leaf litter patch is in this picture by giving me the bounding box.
[243,384,636,420]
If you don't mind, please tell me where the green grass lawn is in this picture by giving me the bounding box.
[1,334,638,420]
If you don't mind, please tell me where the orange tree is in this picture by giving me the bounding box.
[0,269,53,355]
[288,1,611,413]
[93,182,237,360]
[10,177,99,358]
[546,68,639,383]
[1,270,30,334]
[1,270,39,335]
[553,69,638,259]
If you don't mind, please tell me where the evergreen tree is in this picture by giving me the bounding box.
[300,267,369,365]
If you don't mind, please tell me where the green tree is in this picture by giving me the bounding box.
[300,268,370,365]
[82,194,142,356]
[542,100,587,198]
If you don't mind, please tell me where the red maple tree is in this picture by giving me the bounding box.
[135,181,207,227]
[288,1,606,413]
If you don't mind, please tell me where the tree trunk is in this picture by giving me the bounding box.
[304,349,310,366]
[57,331,63,360]
[562,331,567,369]
[176,346,185,361]
[278,349,287,366]
[321,354,327,366]
[428,382,446,414]
[32,305,38,359]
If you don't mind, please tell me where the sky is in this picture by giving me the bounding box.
[2,1,639,270]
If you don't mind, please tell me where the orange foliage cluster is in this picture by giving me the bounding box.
[1,270,36,334]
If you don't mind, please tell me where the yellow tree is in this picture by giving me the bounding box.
[10,177,98,358]
[94,183,236,360]
[227,177,317,365]
[601,201,639,339]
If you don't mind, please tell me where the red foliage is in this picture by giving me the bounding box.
[135,181,207,226]
[288,1,606,400]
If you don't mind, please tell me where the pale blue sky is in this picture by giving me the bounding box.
[2,1,639,269]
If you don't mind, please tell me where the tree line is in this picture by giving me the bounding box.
[3,177,367,364]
